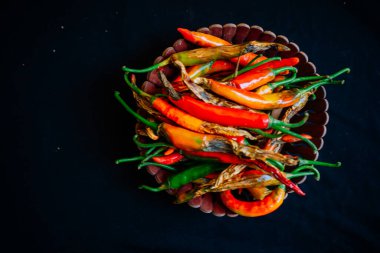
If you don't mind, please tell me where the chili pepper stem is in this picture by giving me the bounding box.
[115,156,144,164]
[299,79,339,95]
[138,162,177,171]
[266,158,285,171]
[269,112,309,129]
[122,58,171,73]
[132,135,172,149]
[298,158,341,168]
[222,56,281,81]
[124,72,150,98]
[251,129,283,138]
[272,125,318,152]
[327,67,351,80]
[114,91,159,130]
[141,147,166,163]
[139,184,167,192]
[291,165,321,181]
[286,171,316,179]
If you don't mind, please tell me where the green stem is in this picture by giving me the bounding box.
[273,66,297,76]
[138,162,177,171]
[122,58,170,73]
[298,158,341,168]
[139,184,168,192]
[298,79,343,94]
[145,146,158,156]
[221,56,281,81]
[291,165,320,181]
[269,112,309,128]
[114,91,158,130]
[124,72,150,98]
[272,125,317,153]
[288,75,327,85]
[327,67,351,80]
[133,134,172,149]
[115,156,144,164]
[251,128,283,138]
[268,71,297,90]
[141,147,166,163]
[286,171,315,179]
[266,158,285,171]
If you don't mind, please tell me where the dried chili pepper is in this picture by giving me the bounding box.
[123,41,289,73]
[177,27,266,66]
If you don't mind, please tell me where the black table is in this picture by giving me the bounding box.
[3,0,379,252]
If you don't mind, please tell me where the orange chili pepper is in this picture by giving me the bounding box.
[177,27,266,66]
[281,134,312,143]
[220,184,286,217]
[198,76,339,110]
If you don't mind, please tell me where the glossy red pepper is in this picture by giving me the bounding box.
[168,94,307,130]
[229,66,297,90]
[152,152,185,165]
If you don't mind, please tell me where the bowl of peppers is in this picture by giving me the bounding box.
[115,23,349,217]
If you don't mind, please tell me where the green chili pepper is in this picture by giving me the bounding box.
[139,162,226,192]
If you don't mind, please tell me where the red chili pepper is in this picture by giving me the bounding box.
[168,94,306,130]
[229,66,297,91]
[254,57,299,72]
[152,152,185,165]
[220,184,286,217]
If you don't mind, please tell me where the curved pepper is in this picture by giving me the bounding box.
[220,184,286,217]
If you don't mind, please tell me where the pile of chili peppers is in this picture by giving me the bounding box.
[115,27,349,217]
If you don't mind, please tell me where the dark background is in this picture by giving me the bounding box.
[3,0,379,252]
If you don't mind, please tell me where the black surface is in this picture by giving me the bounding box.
[3,0,380,252]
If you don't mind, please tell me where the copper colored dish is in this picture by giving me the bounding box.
[137,23,329,217]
